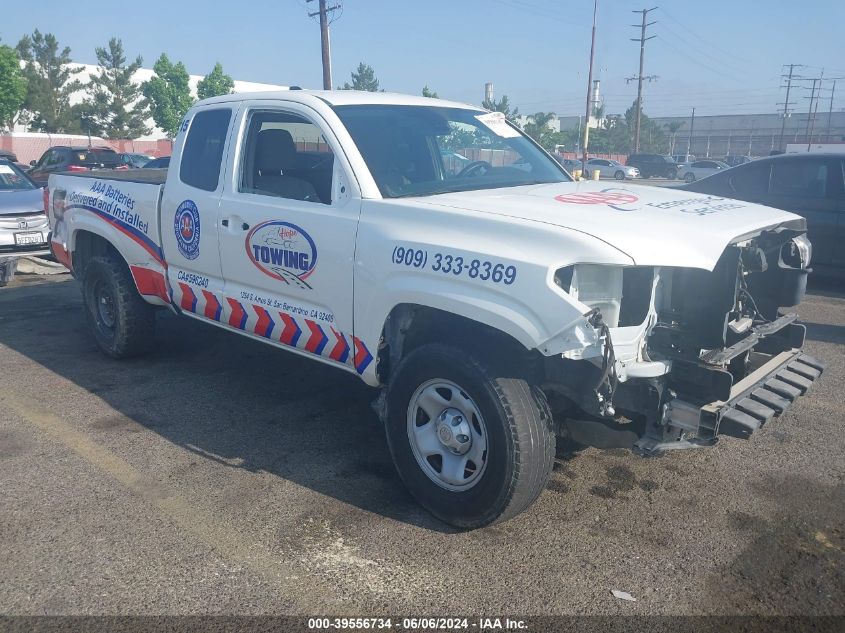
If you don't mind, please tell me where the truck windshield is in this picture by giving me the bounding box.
[333,104,570,198]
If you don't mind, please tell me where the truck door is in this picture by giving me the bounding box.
[160,107,236,318]
[216,104,362,372]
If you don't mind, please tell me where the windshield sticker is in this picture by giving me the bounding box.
[174,200,201,260]
[0,165,14,175]
[555,189,641,212]
[246,220,317,290]
[475,112,521,138]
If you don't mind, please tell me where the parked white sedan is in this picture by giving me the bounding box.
[584,158,639,180]
[678,159,730,183]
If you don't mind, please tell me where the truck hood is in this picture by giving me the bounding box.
[415,181,803,270]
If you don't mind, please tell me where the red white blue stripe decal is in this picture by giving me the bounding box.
[176,285,371,374]
[67,204,165,266]
[227,298,249,330]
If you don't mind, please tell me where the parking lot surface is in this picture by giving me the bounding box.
[1,273,843,616]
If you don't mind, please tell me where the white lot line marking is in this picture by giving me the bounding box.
[0,387,350,613]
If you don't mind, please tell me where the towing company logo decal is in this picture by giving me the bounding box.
[246,221,318,289]
[554,189,641,212]
[174,200,201,260]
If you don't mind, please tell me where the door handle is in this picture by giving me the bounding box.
[221,219,249,230]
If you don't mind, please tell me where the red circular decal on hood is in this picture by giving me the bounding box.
[555,191,639,205]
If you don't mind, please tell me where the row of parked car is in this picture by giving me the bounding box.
[0,146,171,187]
[0,146,170,283]
[554,153,758,181]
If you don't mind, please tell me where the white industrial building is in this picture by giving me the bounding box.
[11,62,286,140]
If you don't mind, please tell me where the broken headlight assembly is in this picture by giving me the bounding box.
[554,264,623,328]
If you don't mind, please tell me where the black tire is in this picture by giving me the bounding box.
[384,343,555,529]
[82,255,156,358]
[614,170,625,180]
[684,172,696,183]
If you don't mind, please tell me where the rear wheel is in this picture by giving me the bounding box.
[384,343,555,529]
[82,255,156,358]
[614,170,626,180]
[684,172,696,183]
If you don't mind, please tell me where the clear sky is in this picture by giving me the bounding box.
[3,0,844,118]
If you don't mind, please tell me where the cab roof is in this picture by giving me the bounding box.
[196,89,482,112]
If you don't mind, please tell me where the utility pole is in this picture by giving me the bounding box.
[828,80,837,142]
[307,0,340,90]
[686,107,695,156]
[582,0,598,166]
[778,64,803,151]
[629,7,658,152]
[801,73,823,150]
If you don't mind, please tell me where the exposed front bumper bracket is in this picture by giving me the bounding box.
[635,349,825,455]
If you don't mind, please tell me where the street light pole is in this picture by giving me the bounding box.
[582,0,598,167]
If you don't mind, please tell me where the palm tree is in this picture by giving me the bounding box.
[592,103,605,128]
[664,121,685,155]
[524,112,557,149]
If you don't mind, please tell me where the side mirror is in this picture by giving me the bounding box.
[30,160,37,166]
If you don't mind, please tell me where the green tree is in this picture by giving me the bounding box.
[481,94,519,123]
[523,112,557,150]
[422,85,438,98]
[623,99,666,153]
[83,38,149,139]
[16,30,83,133]
[340,62,380,91]
[197,62,234,100]
[142,53,194,138]
[0,42,27,130]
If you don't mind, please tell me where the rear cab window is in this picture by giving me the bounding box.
[180,108,233,192]
[71,149,121,168]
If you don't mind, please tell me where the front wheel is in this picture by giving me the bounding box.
[614,170,626,180]
[684,172,696,183]
[82,255,156,358]
[384,343,555,529]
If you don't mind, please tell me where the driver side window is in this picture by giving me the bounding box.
[239,110,335,205]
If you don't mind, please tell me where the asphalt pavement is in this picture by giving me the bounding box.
[0,273,843,616]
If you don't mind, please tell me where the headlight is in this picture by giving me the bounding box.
[783,234,812,269]
[555,264,623,327]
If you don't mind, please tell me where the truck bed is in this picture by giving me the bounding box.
[54,168,168,185]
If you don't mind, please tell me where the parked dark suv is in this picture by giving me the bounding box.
[625,153,678,178]
[27,146,123,186]
[678,153,845,276]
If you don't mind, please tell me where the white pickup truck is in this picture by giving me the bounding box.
[46,90,823,528]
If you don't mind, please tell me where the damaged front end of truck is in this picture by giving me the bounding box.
[543,219,825,455]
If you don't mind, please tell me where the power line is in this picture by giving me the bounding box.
[658,6,752,66]
[629,7,658,152]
